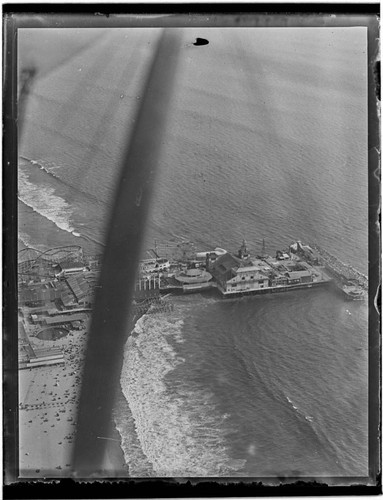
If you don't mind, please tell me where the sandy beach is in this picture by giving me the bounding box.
[18,232,131,479]
[19,325,128,478]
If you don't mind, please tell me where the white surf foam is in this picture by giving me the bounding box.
[120,308,246,477]
[18,169,78,236]
[20,155,64,180]
[113,395,154,477]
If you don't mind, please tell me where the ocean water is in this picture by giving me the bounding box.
[18,27,368,478]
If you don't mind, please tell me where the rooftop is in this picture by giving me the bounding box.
[209,253,243,282]
[236,265,263,273]
[44,313,88,325]
[58,261,85,271]
[286,270,312,279]
[175,269,212,284]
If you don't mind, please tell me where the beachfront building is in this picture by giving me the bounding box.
[65,275,91,306]
[210,252,315,297]
[282,270,313,285]
[18,319,66,369]
[20,275,94,309]
[208,252,244,294]
[19,282,62,306]
[42,313,88,327]
[225,266,270,294]
[174,267,213,292]
[54,261,87,278]
[19,347,65,370]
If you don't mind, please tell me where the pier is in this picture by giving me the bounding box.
[311,244,367,289]
[132,296,174,316]
[134,275,161,292]
[310,244,367,300]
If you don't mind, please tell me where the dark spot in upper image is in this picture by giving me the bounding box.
[193,38,209,46]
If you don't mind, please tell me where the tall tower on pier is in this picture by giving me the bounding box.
[238,239,250,260]
[261,238,267,258]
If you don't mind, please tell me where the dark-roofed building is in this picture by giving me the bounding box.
[285,270,313,284]
[218,263,271,296]
[208,253,242,286]
[19,282,62,305]
[66,275,90,304]
[58,281,77,307]
[43,313,88,326]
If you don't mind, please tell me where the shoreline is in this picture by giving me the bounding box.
[17,228,131,477]
[18,237,132,478]
[17,228,367,478]
[19,327,88,477]
[18,321,130,478]
[101,413,129,477]
[18,196,105,257]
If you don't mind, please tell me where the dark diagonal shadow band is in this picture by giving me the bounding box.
[72,29,181,477]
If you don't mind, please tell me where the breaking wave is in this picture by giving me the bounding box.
[20,155,63,180]
[119,307,246,477]
[113,392,154,477]
[20,155,110,208]
[18,168,77,236]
